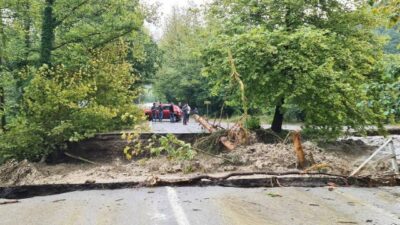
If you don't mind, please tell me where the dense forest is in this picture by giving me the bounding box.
[0,0,399,162]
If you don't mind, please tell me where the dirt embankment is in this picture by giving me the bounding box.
[0,136,398,187]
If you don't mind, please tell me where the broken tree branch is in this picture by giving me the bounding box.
[193,114,217,133]
[220,137,236,151]
[0,200,19,205]
[64,152,98,165]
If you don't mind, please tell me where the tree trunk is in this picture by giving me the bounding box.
[0,87,5,130]
[40,0,56,65]
[271,98,284,133]
[0,10,6,130]
[23,2,32,65]
[0,7,6,63]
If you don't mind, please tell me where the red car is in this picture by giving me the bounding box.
[144,104,183,122]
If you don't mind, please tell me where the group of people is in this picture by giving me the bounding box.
[150,102,164,122]
[151,102,195,125]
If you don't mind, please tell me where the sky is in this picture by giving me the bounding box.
[143,0,208,40]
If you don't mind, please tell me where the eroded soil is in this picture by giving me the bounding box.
[1,135,399,186]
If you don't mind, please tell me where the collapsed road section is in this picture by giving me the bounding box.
[1,172,399,199]
[0,116,399,200]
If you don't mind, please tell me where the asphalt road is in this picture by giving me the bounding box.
[148,120,205,133]
[148,120,400,135]
[147,120,300,134]
[1,186,399,225]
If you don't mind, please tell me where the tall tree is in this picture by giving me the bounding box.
[0,0,159,161]
[154,7,224,112]
[204,0,386,135]
[0,7,6,130]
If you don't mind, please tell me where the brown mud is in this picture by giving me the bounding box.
[0,135,399,187]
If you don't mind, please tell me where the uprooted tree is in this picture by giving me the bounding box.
[203,0,388,136]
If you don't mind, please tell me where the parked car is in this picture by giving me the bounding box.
[144,104,183,122]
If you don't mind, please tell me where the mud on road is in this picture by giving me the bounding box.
[1,135,398,187]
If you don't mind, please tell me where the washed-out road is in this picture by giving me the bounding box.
[1,186,399,225]
[147,120,400,135]
[147,120,304,134]
[147,121,400,156]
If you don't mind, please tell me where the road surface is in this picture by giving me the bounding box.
[147,121,302,134]
[148,120,205,133]
[148,120,400,135]
[1,186,399,225]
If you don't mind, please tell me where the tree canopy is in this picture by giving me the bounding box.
[0,0,158,161]
[0,0,399,161]
[153,7,226,113]
[152,0,399,136]
[201,0,388,134]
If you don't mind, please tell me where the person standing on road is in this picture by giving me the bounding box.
[169,102,175,123]
[182,103,191,125]
[151,103,157,122]
[158,102,163,122]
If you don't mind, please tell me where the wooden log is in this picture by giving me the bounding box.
[64,152,98,165]
[193,114,216,133]
[193,114,236,150]
[0,200,19,205]
[220,137,236,151]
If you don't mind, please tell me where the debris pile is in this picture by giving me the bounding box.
[193,114,254,152]
[0,160,43,186]
[0,136,397,186]
[193,114,398,177]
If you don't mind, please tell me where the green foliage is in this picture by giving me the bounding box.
[153,7,225,113]
[128,33,162,83]
[0,43,144,161]
[370,0,400,26]
[377,26,400,54]
[121,124,148,160]
[37,0,146,67]
[150,134,196,161]
[2,0,400,162]
[245,116,261,130]
[203,0,387,137]
[0,0,157,111]
[122,132,197,161]
[0,117,46,162]
[365,54,400,123]
[0,0,156,161]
